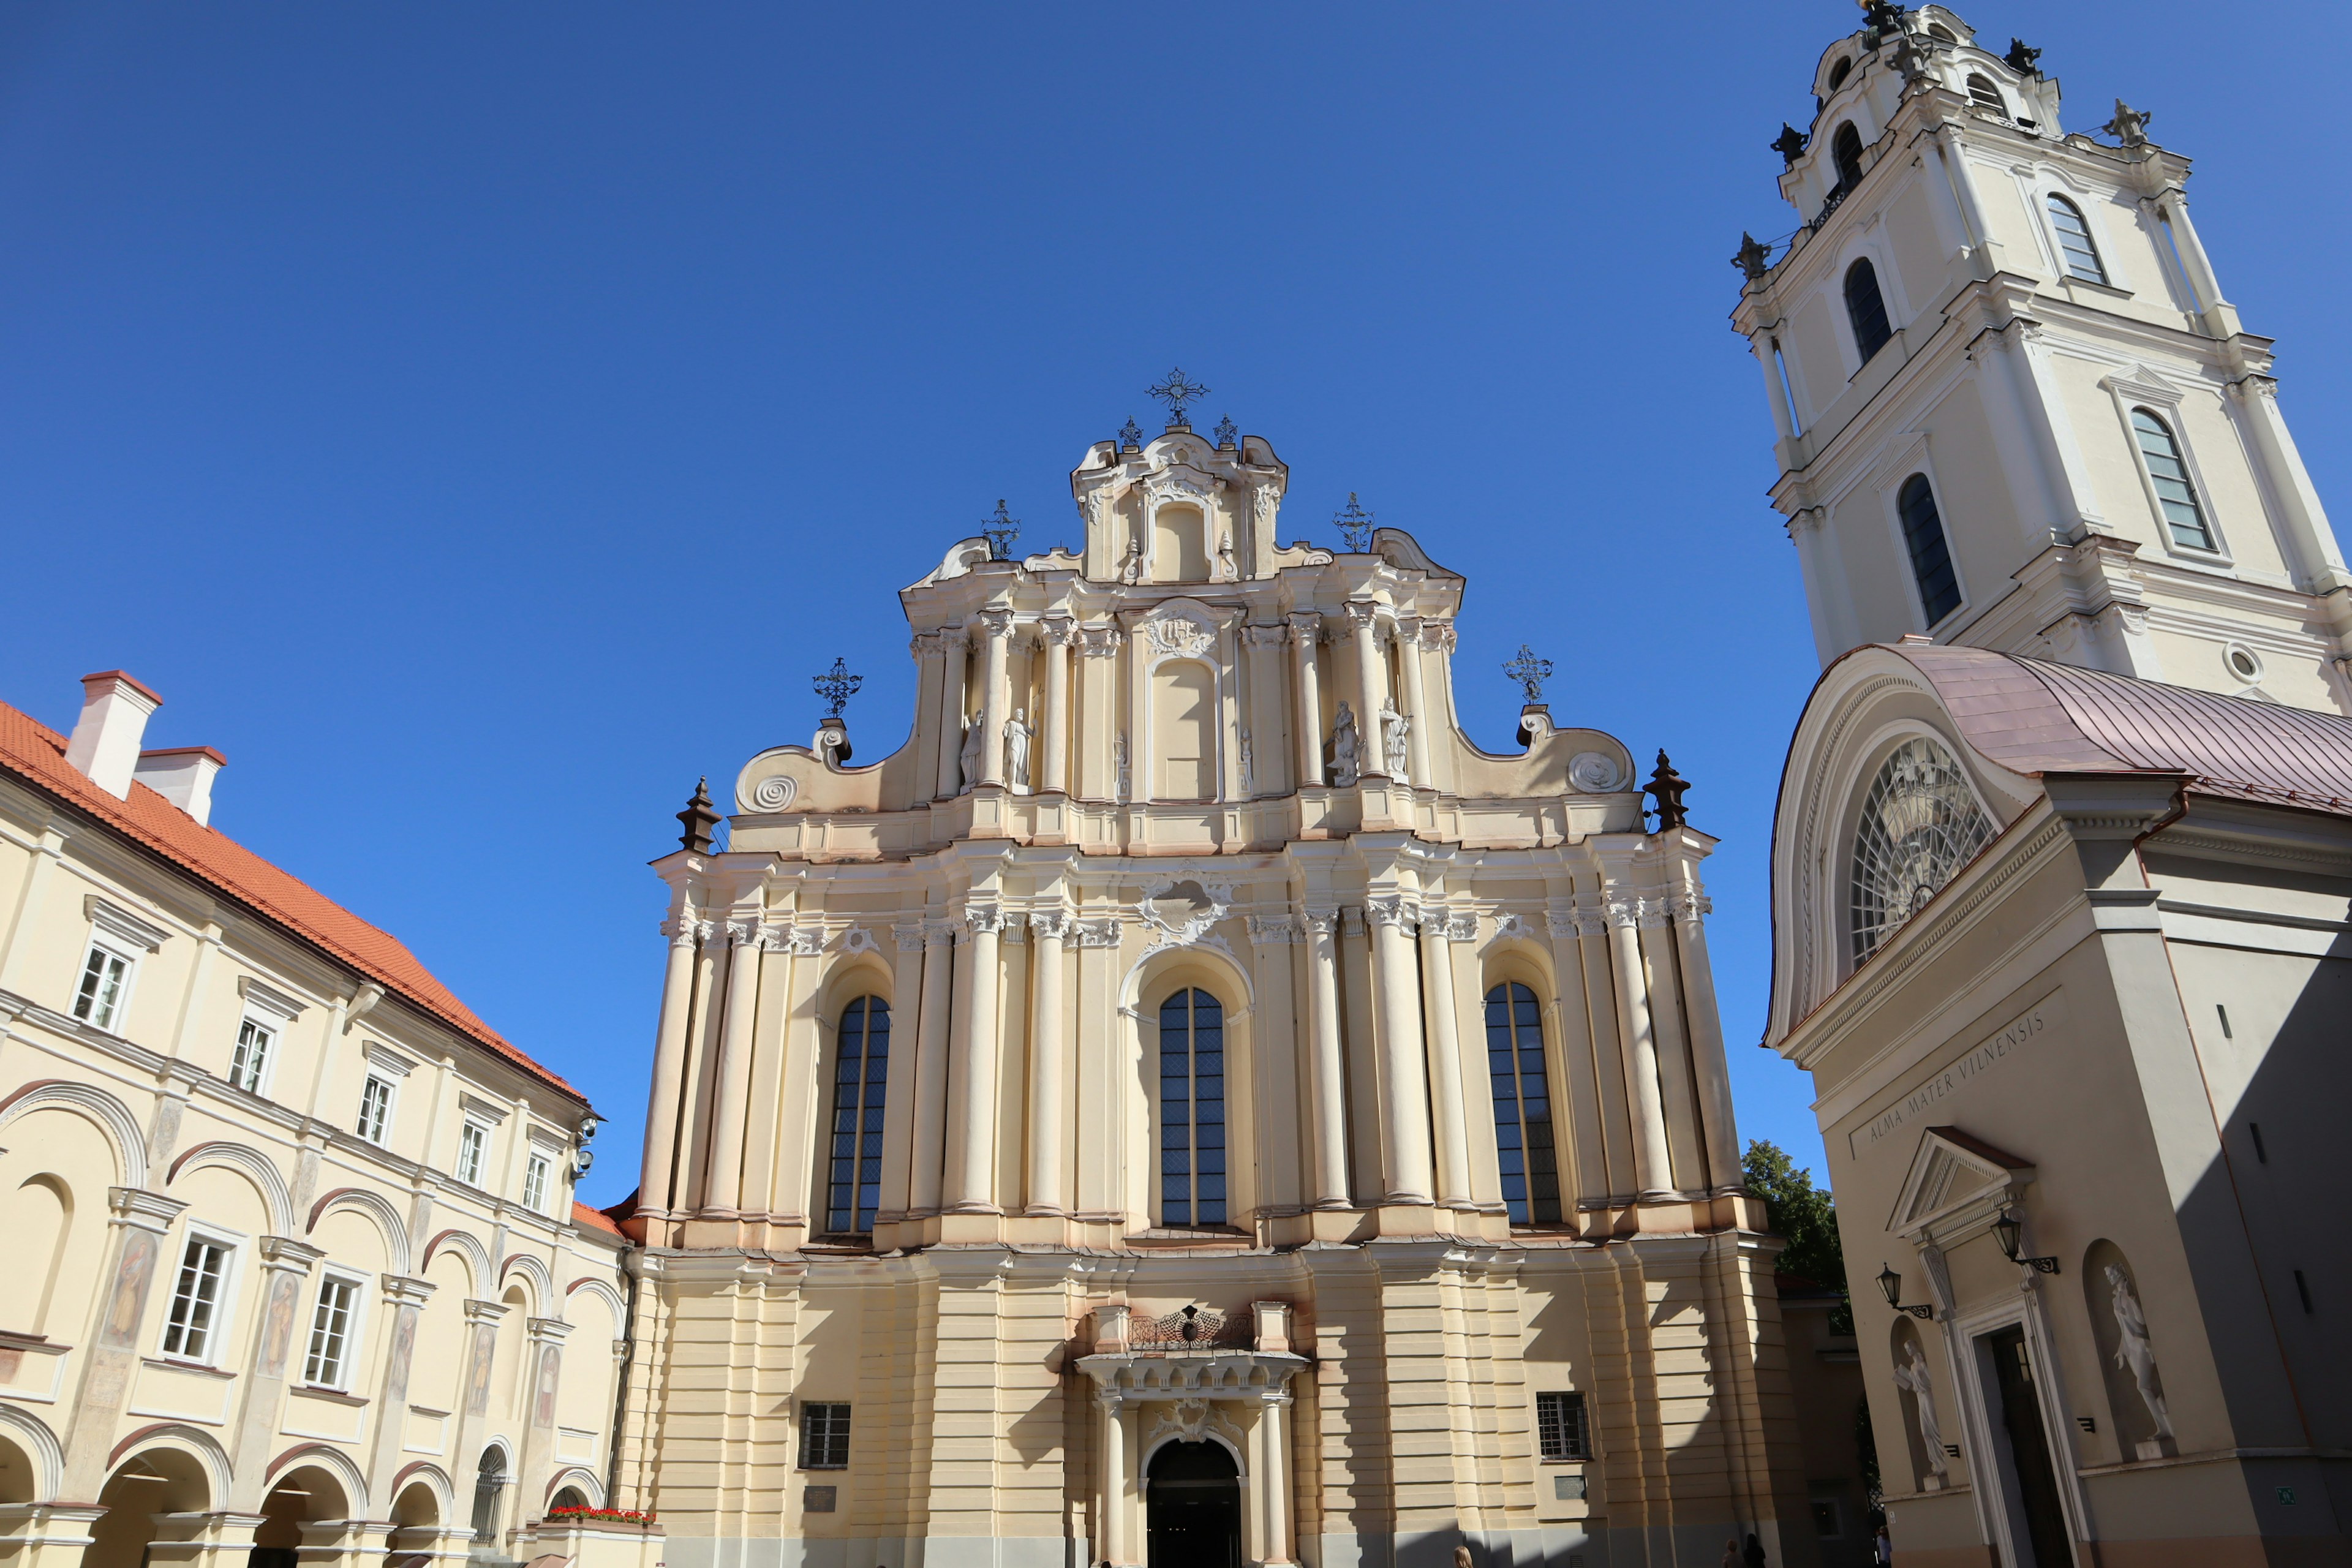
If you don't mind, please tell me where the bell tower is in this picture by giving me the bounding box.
[1732,2,2352,714]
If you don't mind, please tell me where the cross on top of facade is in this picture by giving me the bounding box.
[1504,644,1553,704]
[813,657,862,722]
[1334,492,1374,552]
[1147,368,1210,431]
[981,499,1022,561]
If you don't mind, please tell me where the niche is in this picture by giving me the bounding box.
[1152,662,1215,801]
[2083,1240,2176,1460]
[1152,505,1210,583]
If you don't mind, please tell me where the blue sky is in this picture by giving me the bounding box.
[5,4,2346,1208]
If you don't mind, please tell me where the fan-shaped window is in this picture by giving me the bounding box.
[1826,58,1853,92]
[2046,195,2108,284]
[2131,410,2214,550]
[1965,74,2006,114]
[1831,123,1866,190]
[1897,474,1962,626]
[1485,982,1561,1226]
[824,997,891,1234]
[1850,737,1994,962]
[1158,990,1226,1227]
[1845,258,1893,363]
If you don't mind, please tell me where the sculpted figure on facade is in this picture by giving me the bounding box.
[958,710,984,793]
[1330,699,1361,786]
[1380,697,1409,778]
[1113,733,1130,802]
[1216,527,1237,581]
[1892,1340,1951,1485]
[1238,728,1254,797]
[2108,1265,2175,1442]
[1004,708,1033,793]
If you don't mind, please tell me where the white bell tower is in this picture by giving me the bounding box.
[1732,2,2352,714]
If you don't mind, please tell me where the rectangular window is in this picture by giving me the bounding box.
[1536,1391,1589,1461]
[522,1153,551,1213]
[799,1403,852,1469]
[161,1234,231,1361]
[356,1074,395,1144]
[229,1017,274,1094]
[73,943,134,1031]
[458,1122,488,1186]
[303,1273,361,1388]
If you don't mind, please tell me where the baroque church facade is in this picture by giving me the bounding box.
[610,412,1815,1567]
[1740,7,2352,1566]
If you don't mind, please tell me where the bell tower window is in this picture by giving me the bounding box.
[1831,123,1865,191]
[1825,57,1853,92]
[1965,73,2005,114]
[1845,258,1893,363]
[1897,475,1962,627]
[2046,195,2109,284]
[2130,410,2215,551]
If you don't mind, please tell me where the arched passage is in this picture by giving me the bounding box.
[253,1461,354,1568]
[1145,1439,1239,1568]
[88,1448,211,1568]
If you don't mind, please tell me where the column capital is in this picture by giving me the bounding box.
[108,1187,188,1232]
[1419,619,1455,652]
[1078,625,1121,658]
[660,913,710,946]
[979,609,1016,639]
[462,1297,512,1326]
[1246,914,1302,946]
[910,631,940,657]
[1031,908,1074,943]
[1395,615,1423,640]
[894,921,928,952]
[1041,615,1077,644]
[1340,600,1381,631]
[939,626,971,652]
[1666,891,1713,922]
[258,1235,325,1273]
[1285,611,1323,639]
[526,1315,573,1343]
[962,904,1008,937]
[1302,909,1340,937]
[1242,623,1290,649]
[1365,897,1417,932]
[379,1273,436,1308]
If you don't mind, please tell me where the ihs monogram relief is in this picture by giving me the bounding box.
[1143,613,1215,662]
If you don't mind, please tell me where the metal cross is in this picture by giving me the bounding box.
[1503,644,1553,704]
[1334,492,1374,551]
[813,657,863,722]
[1146,368,1211,429]
[1118,417,1144,450]
[981,499,1022,561]
[1213,413,1237,449]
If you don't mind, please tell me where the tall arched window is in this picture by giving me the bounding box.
[470,1447,508,1543]
[1965,74,2006,115]
[1845,258,1893,363]
[1831,123,1865,190]
[1158,989,1226,1227]
[2131,410,2215,551]
[1897,474,1962,626]
[824,997,891,1234]
[2046,195,2108,284]
[1485,982,1560,1226]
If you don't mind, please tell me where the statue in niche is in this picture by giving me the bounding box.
[1003,709,1033,792]
[1380,698,1410,777]
[1216,528,1237,581]
[1329,701,1361,787]
[1891,1341,1951,1485]
[957,712,984,794]
[1113,734,1131,803]
[1238,729,1254,797]
[2108,1265,2176,1442]
[1120,537,1143,585]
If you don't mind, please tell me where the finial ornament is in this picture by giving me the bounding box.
[1146,367,1211,431]
[677,777,722,855]
[813,657,862,722]
[1860,0,1906,38]
[2102,99,2152,148]
[1733,233,1772,281]
[1771,123,1809,167]
[1213,413,1237,449]
[981,499,1022,561]
[1646,750,1691,832]
[1334,492,1374,551]
[1503,644,1553,704]
[2003,37,2041,74]
[1118,417,1144,451]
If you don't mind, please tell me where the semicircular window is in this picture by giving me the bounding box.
[1849,737,1994,963]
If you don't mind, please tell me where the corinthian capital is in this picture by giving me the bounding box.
[979,609,1015,639]
[1365,896,1417,932]
[1666,891,1713,922]
[1286,611,1322,641]
[1042,616,1076,646]
[1341,600,1381,631]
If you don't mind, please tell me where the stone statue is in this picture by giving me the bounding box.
[1113,734,1131,803]
[2108,1265,2176,1441]
[957,712,983,793]
[1120,537,1143,584]
[1238,729,1254,797]
[1330,701,1361,787]
[1003,709,1033,792]
[1380,698,1410,777]
[1216,529,1237,581]
[1891,1341,1951,1483]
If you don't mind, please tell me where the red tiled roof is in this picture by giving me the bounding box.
[571,1200,625,1237]
[0,698,581,1101]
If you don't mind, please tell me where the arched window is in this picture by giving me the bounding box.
[470,1447,508,1544]
[1845,258,1893,363]
[1965,74,2006,115]
[1831,123,1865,190]
[1897,474,1962,626]
[1928,22,1959,42]
[1851,737,1993,962]
[2131,410,2214,550]
[2046,195,2108,284]
[1484,982,1560,1226]
[824,997,891,1234]
[1826,57,1853,92]
[1157,989,1226,1227]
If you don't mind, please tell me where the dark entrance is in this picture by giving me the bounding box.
[1985,1325,2074,1567]
[1146,1439,1241,1568]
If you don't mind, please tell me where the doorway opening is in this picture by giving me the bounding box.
[1146,1439,1240,1568]
[1983,1325,2075,1567]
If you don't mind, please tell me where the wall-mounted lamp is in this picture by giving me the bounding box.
[1877,1263,1934,1319]
[1991,1209,2060,1274]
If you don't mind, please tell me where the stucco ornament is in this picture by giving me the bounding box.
[1849,737,1993,962]
[1567,751,1624,792]
[2108,1266,2176,1442]
[1379,699,1410,777]
[1138,877,1235,958]
[1329,701,1362,787]
[1891,1341,1951,1485]
[957,714,984,793]
[1004,709,1033,792]
[1144,611,1216,662]
[751,774,797,811]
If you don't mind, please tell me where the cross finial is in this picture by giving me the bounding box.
[813,657,862,722]
[1503,644,1553,704]
[981,499,1022,561]
[1146,368,1211,430]
[1334,492,1374,551]
[1213,413,1237,449]
[1118,417,1144,451]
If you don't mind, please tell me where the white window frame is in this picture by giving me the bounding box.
[457,1120,491,1188]
[301,1267,369,1392]
[228,1015,277,1096]
[72,937,140,1033]
[1831,241,1911,378]
[1863,437,1972,634]
[157,1223,245,1368]
[356,1073,398,1145]
[522,1152,551,1214]
[2100,374,2233,566]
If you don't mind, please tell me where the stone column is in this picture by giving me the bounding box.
[59,1188,187,1498]
[1123,620,1151,804]
[226,1237,324,1509]
[1670,892,1745,1193]
[1256,1392,1295,1566]
[446,1297,509,1496]
[909,919,954,1216]
[1395,618,1431,789]
[1098,1395,1137,1568]
[2155,189,2238,334]
[1343,603,1389,777]
[1077,627,1119,799]
[1302,911,1349,1208]
[935,629,970,798]
[1287,613,1323,786]
[1606,897,1676,1201]
[1543,910,1610,1210]
[978,611,1014,788]
[1025,911,1069,1215]
[363,1274,437,1509]
[1750,331,1796,443]
[640,918,702,1213]
[876,922,929,1224]
[1041,617,1074,795]
[1242,624,1291,796]
[943,906,1005,1213]
[1419,910,1474,1208]
[1366,899,1434,1204]
[701,921,766,1215]
[1637,905,1708,1194]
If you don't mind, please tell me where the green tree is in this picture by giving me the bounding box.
[1743,1138,1845,1290]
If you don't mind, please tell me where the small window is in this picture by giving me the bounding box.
[1928,22,1959,43]
[1898,474,1964,625]
[1813,1499,1845,1537]
[2046,195,2108,284]
[356,1074,396,1144]
[303,1272,361,1389]
[457,1122,488,1186]
[824,997,892,1234]
[1831,123,1865,190]
[800,1403,852,1469]
[1826,57,1853,92]
[1845,258,1893,363]
[1536,1391,1590,1460]
[522,1153,551,1213]
[229,1017,274,1095]
[1965,74,2005,115]
[73,941,134,1031]
[2132,409,2215,550]
[161,1233,231,1361]
[1485,982,1561,1225]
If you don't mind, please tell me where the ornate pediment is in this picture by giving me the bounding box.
[1890,1125,2034,1242]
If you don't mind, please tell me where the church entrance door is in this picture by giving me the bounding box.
[1985,1325,2075,1567]
[1146,1439,1240,1568]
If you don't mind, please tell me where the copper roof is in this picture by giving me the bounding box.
[0,698,582,1101]
[1889,644,2352,817]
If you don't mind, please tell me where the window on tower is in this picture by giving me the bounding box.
[2131,410,2216,551]
[1831,123,1865,190]
[1157,988,1226,1228]
[1965,74,2007,115]
[824,997,891,1234]
[1826,57,1853,92]
[1897,475,1962,627]
[1844,258,1893,363]
[2046,195,2109,285]
[1485,982,1561,1226]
